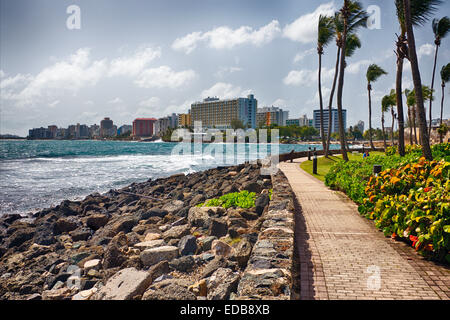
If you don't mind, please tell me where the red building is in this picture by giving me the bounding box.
[133,118,157,137]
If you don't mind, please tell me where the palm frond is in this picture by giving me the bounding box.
[318,15,335,48]
[396,0,442,28]
[432,17,450,39]
[366,64,388,83]
[345,33,361,57]
[441,63,450,83]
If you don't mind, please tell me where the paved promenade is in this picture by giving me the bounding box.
[279,158,450,300]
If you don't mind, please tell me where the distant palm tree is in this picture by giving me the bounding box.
[317,14,335,154]
[336,0,368,161]
[439,63,450,142]
[381,93,396,149]
[394,0,441,156]
[405,89,414,144]
[401,0,440,160]
[429,17,450,135]
[366,64,387,150]
[406,85,434,148]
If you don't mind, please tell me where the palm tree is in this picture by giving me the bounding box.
[439,63,450,142]
[405,89,414,144]
[317,15,335,154]
[366,64,387,150]
[336,0,368,161]
[394,0,441,156]
[381,93,396,149]
[325,12,344,158]
[401,0,439,160]
[406,85,434,150]
[429,17,450,135]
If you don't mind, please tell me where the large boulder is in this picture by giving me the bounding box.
[162,224,190,241]
[111,216,138,234]
[187,207,225,228]
[102,244,126,269]
[54,217,79,234]
[233,238,253,269]
[140,246,179,267]
[207,268,240,300]
[169,255,196,272]
[143,279,196,300]
[85,214,109,230]
[7,228,35,248]
[133,240,166,251]
[178,235,197,256]
[208,218,228,238]
[161,200,185,215]
[95,267,153,300]
[255,194,270,215]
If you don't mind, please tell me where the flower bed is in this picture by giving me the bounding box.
[325,143,450,262]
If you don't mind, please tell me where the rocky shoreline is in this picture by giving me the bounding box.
[0,160,297,300]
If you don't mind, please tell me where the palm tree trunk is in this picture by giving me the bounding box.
[429,44,439,136]
[382,113,387,149]
[440,83,445,143]
[391,108,395,146]
[408,107,413,145]
[413,105,418,144]
[318,52,327,153]
[336,6,349,161]
[368,83,375,150]
[325,47,341,157]
[403,0,433,160]
[395,56,406,156]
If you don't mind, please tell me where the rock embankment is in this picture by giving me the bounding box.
[0,162,278,300]
[0,161,298,300]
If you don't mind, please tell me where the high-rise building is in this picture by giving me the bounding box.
[178,113,191,127]
[28,127,53,139]
[132,118,157,137]
[190,94,257,129]
[356,120,364,133]
[286,119,300,126]
[313,108,346,137]
[118,125,132,136]
[100,117,115,137]
[256,106,289,127]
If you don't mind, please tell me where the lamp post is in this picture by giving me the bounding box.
[308,147,311,161]
[313,151,318,174]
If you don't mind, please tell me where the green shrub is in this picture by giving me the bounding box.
[200,190,257,209]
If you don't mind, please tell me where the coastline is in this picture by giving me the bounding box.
[0,160,279,300]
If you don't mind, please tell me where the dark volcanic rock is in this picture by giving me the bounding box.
[255,194,270,215]
[178,235,197,256]
[85,214,109,230]
[103,244,126,269]
[54,217,79,234]
[143,208,168,219]
[7,228,34,248]
[208,218,228,238]
[169,255,195,272]
[69,228,91,241]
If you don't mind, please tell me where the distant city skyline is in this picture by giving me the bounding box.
[1,0,449,136]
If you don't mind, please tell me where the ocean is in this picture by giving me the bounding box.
[0,140,341,216]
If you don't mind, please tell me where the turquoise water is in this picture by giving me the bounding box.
[0,140,341,215]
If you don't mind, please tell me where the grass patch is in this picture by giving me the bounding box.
[300,151,385,181]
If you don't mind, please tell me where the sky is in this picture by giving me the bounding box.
[1,0,449,136]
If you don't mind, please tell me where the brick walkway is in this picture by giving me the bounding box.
[279,158,450,300]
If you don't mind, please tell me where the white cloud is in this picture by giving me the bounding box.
[172,20,281,54]
[49,100,60,107]
[11,48,107,106]
[108,97,123,104]
[135,66,197,89]
[418,43,434,58]
[283,67,334,86]
[293,48,315,63]
[272,98,287,107]
[306,87,331,105]
[0,70,6,78]
[346,59,372,75]
[138,97,160,108]
[108,47,161,77]
[215,66,243,78]
[84,100,94,105]
[201,82,249,99]
[283,2,336,44]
